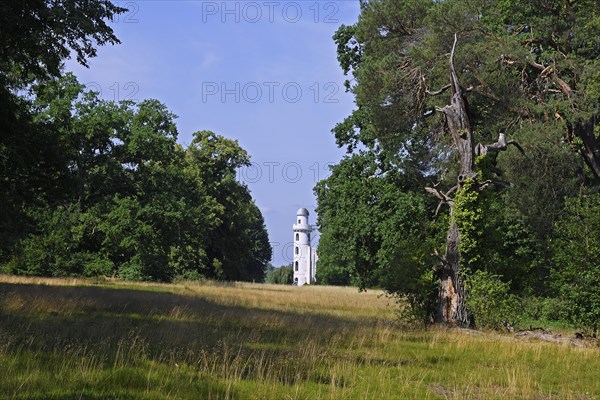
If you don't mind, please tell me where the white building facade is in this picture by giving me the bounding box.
[292,208,317,285]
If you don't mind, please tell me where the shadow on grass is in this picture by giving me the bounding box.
[0,282,383,362]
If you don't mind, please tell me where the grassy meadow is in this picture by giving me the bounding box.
[0,275,598,399]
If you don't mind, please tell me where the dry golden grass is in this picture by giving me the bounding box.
[0,274,394,319]
[178,281,396,319]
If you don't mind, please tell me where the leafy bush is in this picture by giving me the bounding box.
[519,296,569,326]
[13,207,83,277]
[552,194,600,336]
[465,270,519,330]
[267,266,293,285]
[117,261,145,281]
[173,269,205,282]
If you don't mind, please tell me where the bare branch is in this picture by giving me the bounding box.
[425,186,447,201]
[445,185,458,198]
[507,140,526,156]
[501,55,575,97]
[426,83,452,96]
[426,184,456,217]
[552,75,574,96]
[434,201,445,217]
[486,132,509,152]
[527,60,546,71]
[450,33,460,95]
[433,248,447,265]
[476,133,526,157]
[479,179,511,190]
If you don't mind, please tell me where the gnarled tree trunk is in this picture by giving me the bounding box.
[427,34,523,327]
[434,35,474,327]
[436,211,470,326]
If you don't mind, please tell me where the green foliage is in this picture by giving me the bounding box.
[452,178,542,295]
[267,266,293,285]
[0,0,271,282]
[1,75,271,283]
[329,0,600,329]
[519,296,570,328]
[552,194,600,336]
[16,206,87,277]
[315,151,438,319]
[453,179,485,266]
[0,1,126,83]
[498,124,581,242]
[0,0,126,262]
[483,198,544,295]
[183,130,271,282]
[465,270,520,330]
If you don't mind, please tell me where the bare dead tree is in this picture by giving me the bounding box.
[426,34,524,326]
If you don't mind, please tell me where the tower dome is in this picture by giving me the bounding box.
[297,207,309,216]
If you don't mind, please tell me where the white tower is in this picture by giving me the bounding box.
[293,208,317,285]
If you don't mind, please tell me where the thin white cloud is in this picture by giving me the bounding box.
[200,51,220,69]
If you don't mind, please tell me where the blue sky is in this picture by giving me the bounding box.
[66,1,361,266]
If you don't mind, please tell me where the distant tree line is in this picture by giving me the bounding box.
[266,264,293,285]
[0,1,271,282]
[316,0,600,336]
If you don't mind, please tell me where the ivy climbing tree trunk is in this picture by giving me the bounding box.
[426,35,524,327]
[430,34,474,326]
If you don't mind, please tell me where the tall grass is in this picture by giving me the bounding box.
[0,275,598,399]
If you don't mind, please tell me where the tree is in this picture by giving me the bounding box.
[331,0,599,326]
[0,2,272,282]
[423,36,526,325]
[267,265,293,285]
[3,76,271,282]
[552,194,600,336]
[7,76,188,280]
[0,0,126,263]
[32,73,134,210]
[315,152,437,319]
[183,130,272,282]
[485,0,600,182]
[0,0,126,83]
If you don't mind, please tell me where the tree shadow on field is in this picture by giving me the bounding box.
[0,282,376,362]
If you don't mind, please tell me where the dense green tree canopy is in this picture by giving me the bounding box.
[267,264,294,285]
[319,0,600,329]
[315,152,432,286]
[2,74,271,282]
[552,194,600,336]
[334,0,600,183]
[1,0,126,265]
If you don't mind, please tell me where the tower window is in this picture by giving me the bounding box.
[294,261,298,271]
[295,233,299,241]
[295,247,299,255]
[298,219,301,224]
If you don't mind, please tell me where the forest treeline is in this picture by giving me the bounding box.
[0,2,271,282]
[315,0,600,335]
